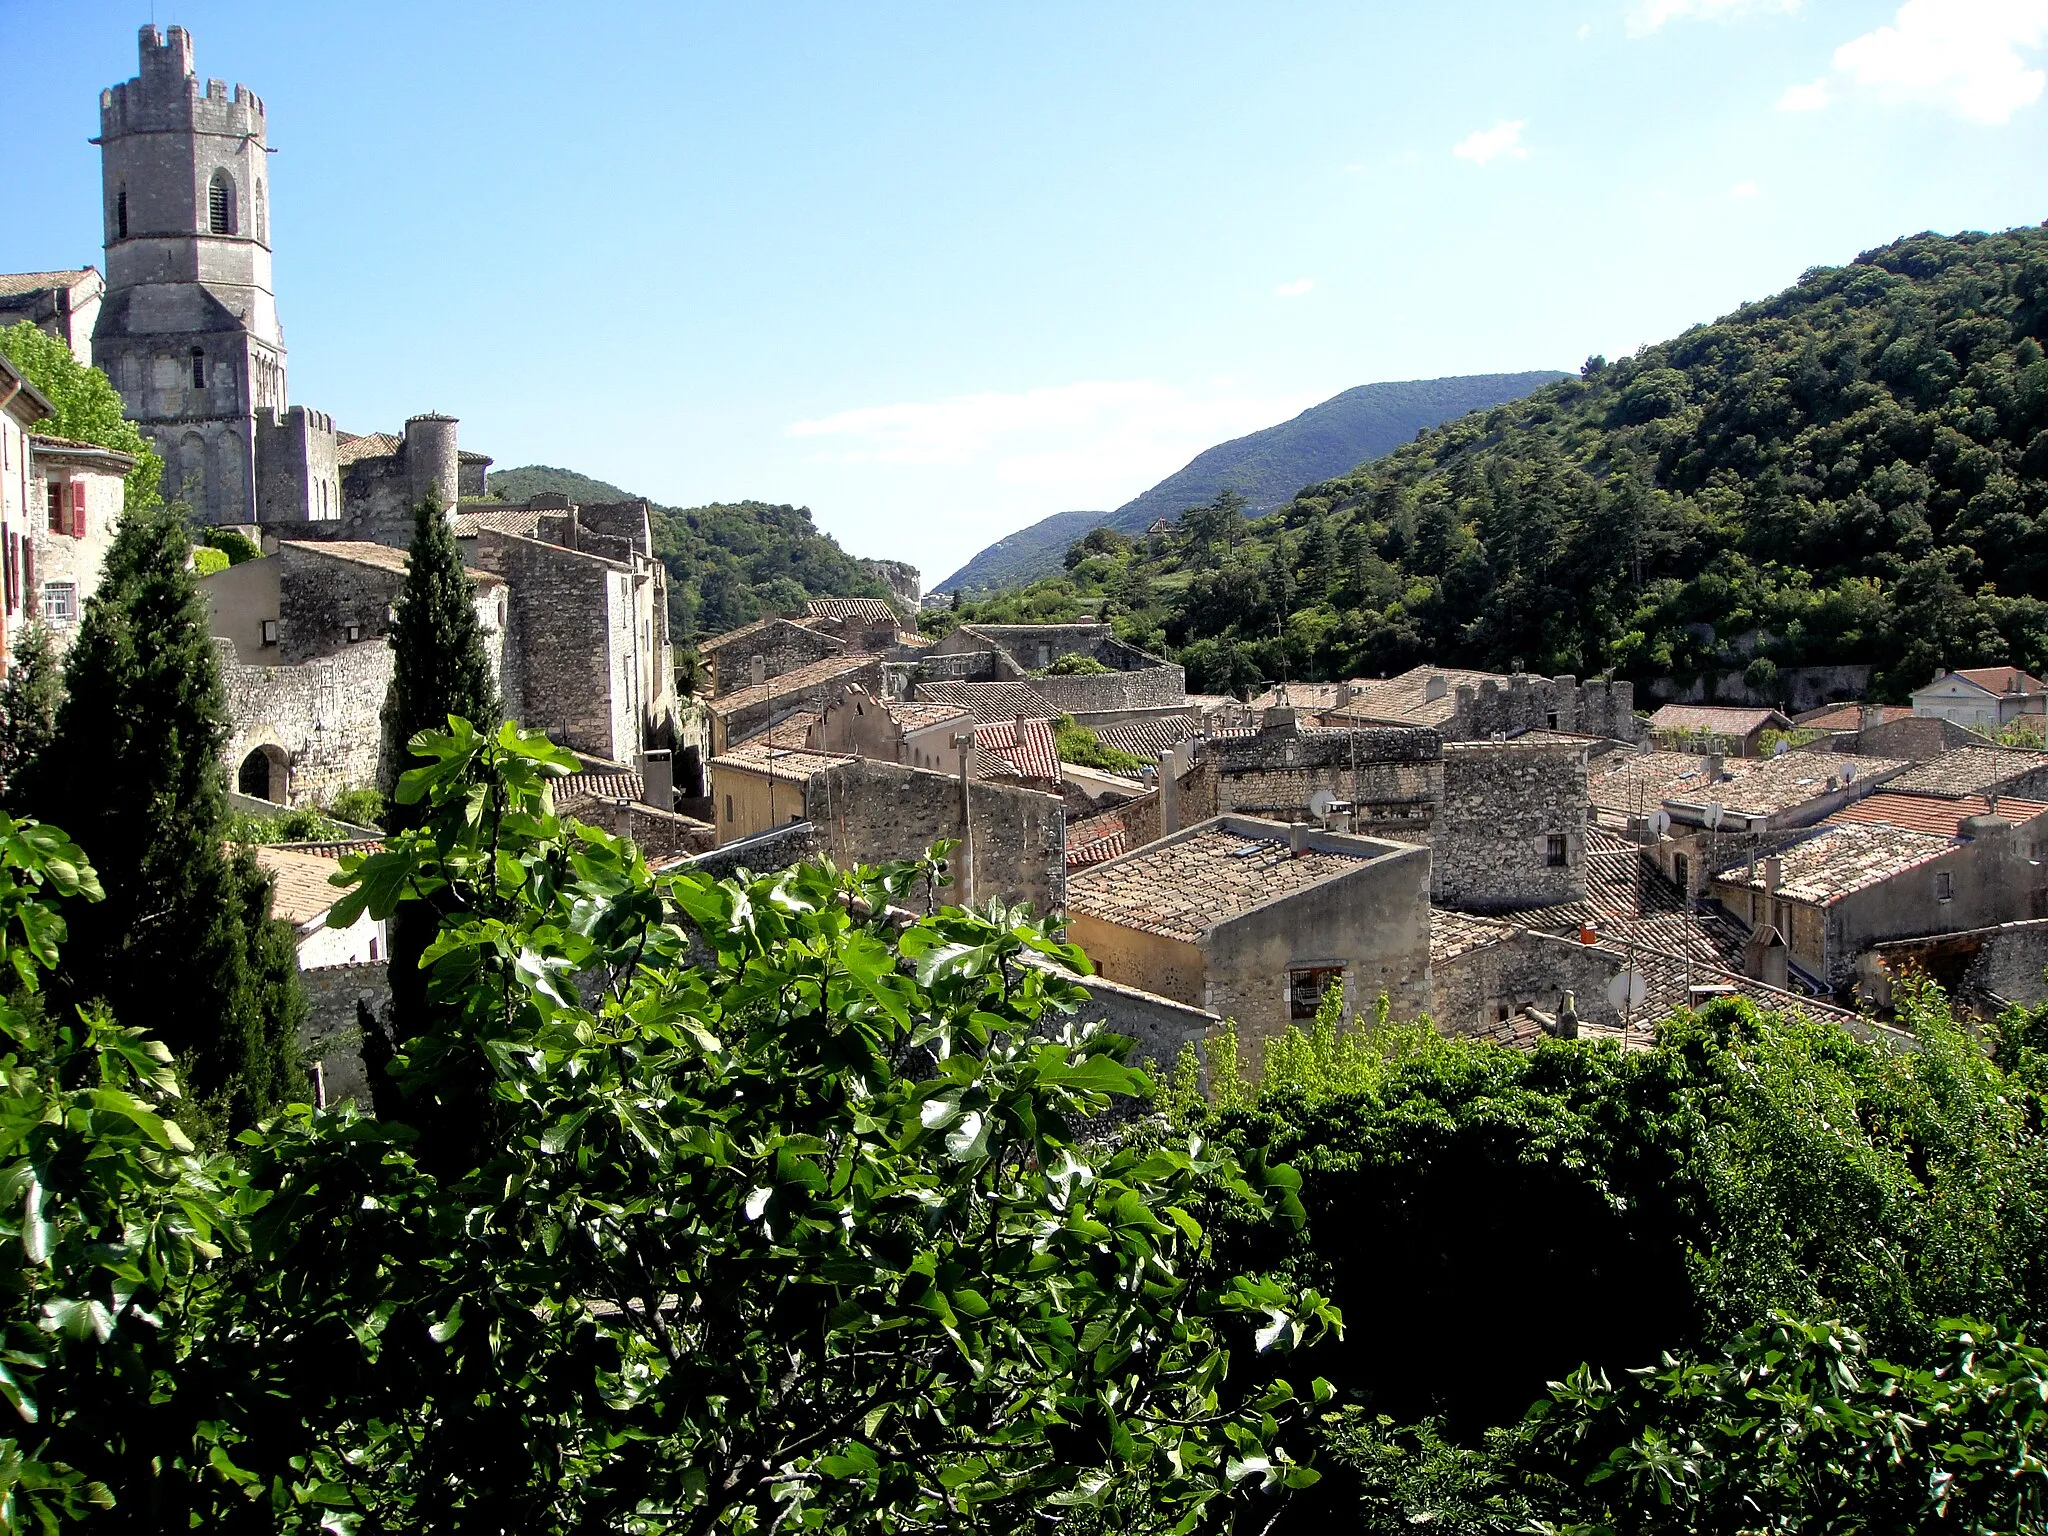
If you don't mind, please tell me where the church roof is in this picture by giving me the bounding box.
[334,432,401,466]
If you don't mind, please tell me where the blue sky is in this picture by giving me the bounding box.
[3,1,2044,582]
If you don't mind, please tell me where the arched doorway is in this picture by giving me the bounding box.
[238,745,288,803]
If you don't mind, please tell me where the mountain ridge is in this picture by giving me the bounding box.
[937,370,1568,593]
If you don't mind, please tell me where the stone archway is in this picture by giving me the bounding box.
[237,743,289,803]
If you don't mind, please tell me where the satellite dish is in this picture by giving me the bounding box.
[1648,809,1672,839]
[1704,803,1725,830]
[1773,738,1789,756]
[1308,788,1340,819]
[1842,760,1856,783]
[1607,971,1649,1011]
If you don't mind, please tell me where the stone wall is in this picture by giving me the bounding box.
[337,416,460,547]
[716,656,886,749]
[1446,674,1641,743]
[218,637,393,803]
[1027,664,1187,717]
[298,961,387,1107]
[1024,955,1219,1070]
[583,800,717,864]
[685,821,824,879]
[277,544,403,663]
[472,530,637,760]
[709,620,844,696]
[1431,928,1627,1034]
[1188,717,1442,839]
[1803,715,1987,763]
[253,405,339,525]
[913,649,1001,684]
[1432,741,1589,913]
[1642,664,1873,714]
[806,759,1066,916]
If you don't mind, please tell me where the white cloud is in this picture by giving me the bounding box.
[1275,277,1316,298]
[1777,78,1832,110]
[1628,0,1798,37]
[1783,0,2048,123]
[784,380,1321,494]
[1452,120,1529,164]
[1729,178,1762,198]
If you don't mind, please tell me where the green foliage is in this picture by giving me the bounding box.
[223,805,354,845]
[0,322,161,512]
[324,786,387,830]
[1042,651,1115,675]
[0,719,1337,1530]
[652,499,890,638]
[967,227,2048,698]
[0,628,61,809]
[11,499,304,1128]
[201,527,260,565]
[190,545,229,577]
[1053,715,1148,775]
[387,489,500,803]
[1520,1313,2048,1533]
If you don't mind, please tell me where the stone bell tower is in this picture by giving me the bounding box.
[91,25,285,524]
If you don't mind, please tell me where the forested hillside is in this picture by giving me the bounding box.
[480,466,893,638]
[938,371,1567,595]
[966,228,2048,699]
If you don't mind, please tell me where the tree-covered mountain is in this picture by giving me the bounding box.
[479,465,894,639]
[936,371,1568,594]
[957,228,2048,701]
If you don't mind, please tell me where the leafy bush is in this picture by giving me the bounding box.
[224,805,352,844]
[325,787,386,830]
[202,527,261,565]
[1053,715,1148,775]
[190,545,229,577]
[1042,652,1114,675]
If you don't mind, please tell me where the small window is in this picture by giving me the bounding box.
[1288,965,1344,1021]
[369,936,380,962]
[344,623,362,643]
[208,170,235,235]
[116,187,128,239]
[41,583,76,624]
[260,618,279,646]
[46,483,65,534]
[1546,833,1568,867]
[190,348,206,389]
[1936,870,1953,903]
[724,794,735,823]
[1546,711,1560,730]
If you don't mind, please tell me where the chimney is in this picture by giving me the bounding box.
[749,654,767,689]
[1261,705,1298,733]
[1763,856,1781,911]
[1335,680,1354,708]
[1861,704,1883,732]
[1288,822,1311,857]
[1425,673,1448,703]
[953,730,977,905]
[1160,743,1182,834]
[1556,991,1581,1040]
[639,749,674,811]
[1705,752,1724,783]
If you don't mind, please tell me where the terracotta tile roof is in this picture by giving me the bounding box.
[1518,824,1748,968]
[0,269,95,297]
[887,700,968,733]
[1065,807,1131,868]
[1094,716,1196,762]
[1067,821,1383,941]
[554,768,646,807]
[1665,753,1909,820]
[757,711,821,748]
[279,539,504,588]
[452,507,547,539]
[891,630,935,649]
[710,741,858,784]
[1430,909,1516,965]
[1712,823,1953,906]
[708,654,875,717]
[912,680,1061,723]
[1825,791,2048,837]
[333,431,401,466]
[805,597,900,624]
[1307,665,1512,728]
[1884,746,2048,799]
[698,615,828,654]
[1647,704,1790,736]
[973,717,1061,784]
[1248,681,1361,712]
[272,837,384,862]
[1793,702,1912,729]
[253,845,345,927]
[1950,666,2045,696]
[1589,751,1744,821]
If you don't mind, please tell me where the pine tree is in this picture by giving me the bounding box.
[378,490,501,1133]
[387,488,500,804]
[15,499,305,1126]
[0,624,62,807]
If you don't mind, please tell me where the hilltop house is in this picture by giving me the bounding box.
[1911,666,2047,733]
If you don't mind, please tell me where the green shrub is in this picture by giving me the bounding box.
[190,546,229,577]
[326,787,387,830]
[1042,651,1113,675]
[1052,715,1147,774]
[202,527,261,565]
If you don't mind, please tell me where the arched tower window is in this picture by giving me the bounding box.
[208,170,236,235]
[116,187,128,240]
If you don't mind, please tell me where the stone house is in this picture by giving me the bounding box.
[1064,815,1432,1040]
[255,843,384,970]
[0,353,56,680]
[0,269,103,365]
[1861,919,2048,1014]
[701,616,848,697]
[707,653,887,756]
[1646,704,1793,757]
[1880,746,2048,804]
[923,623,1186,719]
[19,435,131,657]
[707,740,1065,913]
[1705,796,2048,988]
[1433,739,1588,913]
[1312,665,1643,743]
[808,684,968,770]
[1911,666,2047,733]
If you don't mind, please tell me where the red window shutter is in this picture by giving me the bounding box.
[71,483,86,539]
[21,543,34,618]
[5,532,17,613]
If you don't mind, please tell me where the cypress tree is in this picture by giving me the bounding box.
[0,624,62,807]
[378,490,500,1136]
[16,499,305,1126]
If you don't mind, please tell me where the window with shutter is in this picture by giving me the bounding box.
[208,172,235,235]
[72,483,86,539]
[47,483,65,534]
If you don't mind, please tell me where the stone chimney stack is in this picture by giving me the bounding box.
[1861,704,1884,732]
[1763,856,1781,914]
[1160,743,1182,835]
[1288,822,1311,857]
[639,748,673,811]
[1425,673,1448,703]
[750,654,767,690]
[1706,752,1725,783]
